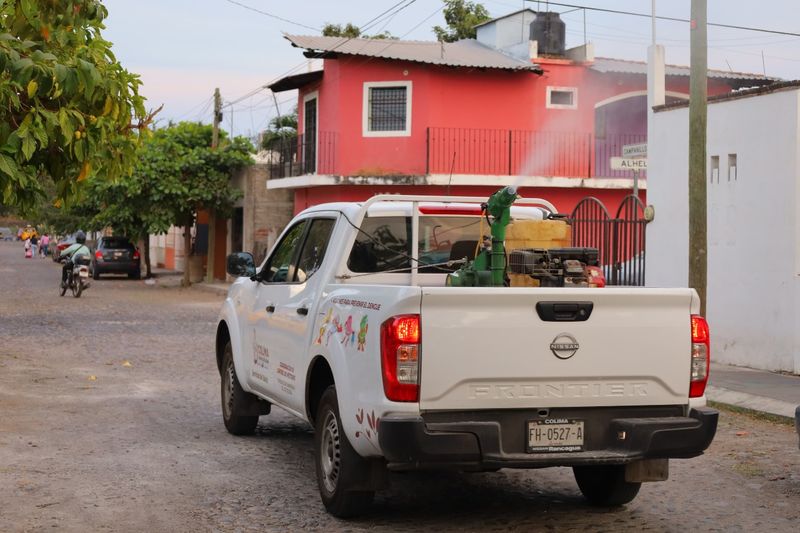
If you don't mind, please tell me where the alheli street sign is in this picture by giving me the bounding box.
[610,157,648,171]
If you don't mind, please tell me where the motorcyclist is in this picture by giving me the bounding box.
[60,231,91,288]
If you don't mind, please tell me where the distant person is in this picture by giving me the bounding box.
[40,234,49,257]
[30,234,38,257]
[24,237,32,259]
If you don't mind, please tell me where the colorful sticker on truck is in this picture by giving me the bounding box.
[355,408,380,452]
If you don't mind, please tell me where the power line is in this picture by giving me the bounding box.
[537,1,800,38]
[223,0,320,32]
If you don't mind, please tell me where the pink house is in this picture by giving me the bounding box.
[267,9,775,215]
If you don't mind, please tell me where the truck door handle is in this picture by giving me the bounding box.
[265,305,275,313]
[536,301,593,322]
[296,307,309,316]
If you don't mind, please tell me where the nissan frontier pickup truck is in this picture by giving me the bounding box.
[215,188,717,517]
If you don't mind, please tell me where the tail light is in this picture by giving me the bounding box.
[380,314,420,402]
[690,315,710,398]
[95,250,103,261]
[133,249,140,260]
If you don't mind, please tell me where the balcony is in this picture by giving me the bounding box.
[268,132,336,179]
[267,128,645,180]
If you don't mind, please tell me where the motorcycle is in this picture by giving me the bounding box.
[59,255,91,298]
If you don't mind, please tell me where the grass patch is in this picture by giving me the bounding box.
[709,400,795,427]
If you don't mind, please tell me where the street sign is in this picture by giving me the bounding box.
[622,143,648,158]
[610,157,648,171]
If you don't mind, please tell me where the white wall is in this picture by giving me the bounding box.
[476,10,536,59]
[647,88,800,373]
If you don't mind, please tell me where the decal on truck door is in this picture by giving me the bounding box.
[252,335,270,383]
[355,408,380,451]
[357,315,368,352]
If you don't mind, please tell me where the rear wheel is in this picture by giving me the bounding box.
[221,343,259,435]
[573,465,641,506]
[314,386,374,517]
[73,278,83,298]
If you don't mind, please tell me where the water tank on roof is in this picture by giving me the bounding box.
[530,11,565,56]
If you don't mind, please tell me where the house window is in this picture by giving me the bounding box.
[710,155,719,184]
[547,87,578,110]
[728,153,737,181]
[363,81,412,137]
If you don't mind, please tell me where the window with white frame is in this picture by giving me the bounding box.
[547,86,578,110]
[710,155,719,184]
[363,81,412,136]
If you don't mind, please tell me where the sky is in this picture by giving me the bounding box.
[102,0,800,140]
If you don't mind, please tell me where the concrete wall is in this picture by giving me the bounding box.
[647,88,800,373]
[239,164,294,264]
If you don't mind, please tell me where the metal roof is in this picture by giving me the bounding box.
[269,70,323,92]
[591,57,779,83]
[284,34,542,72]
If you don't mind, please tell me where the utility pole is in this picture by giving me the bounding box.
[205,88,222,284]
[689,0,707,315]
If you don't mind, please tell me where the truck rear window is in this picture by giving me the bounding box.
[347,216,482,273]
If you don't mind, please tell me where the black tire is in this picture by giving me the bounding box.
[92,268,100,280]
[221,343,259,435]
[59,281,67,297]
[573,465,642,506]
[128,270,141,280]
[314,386,374,518]
[73,278,83,298]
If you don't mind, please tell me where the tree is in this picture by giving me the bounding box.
[0,0,157,213]
[321,22,394,40]
[260,109,297,152]
[432,0,491,42]
[81,122,253,281]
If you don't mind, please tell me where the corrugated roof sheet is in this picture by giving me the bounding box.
[269,70,323,92]
[284,34,542,72]
[591,57,779,82]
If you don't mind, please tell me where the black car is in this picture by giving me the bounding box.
[92,237,141,280]
[796,405,800,450]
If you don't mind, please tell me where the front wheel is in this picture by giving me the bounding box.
[72,277,83,298]
[221,343,260,435]
[59,280,67,297]
[314,386,374,518]
[573,465,641,506]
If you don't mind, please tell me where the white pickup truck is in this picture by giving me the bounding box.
[215,190,718,517]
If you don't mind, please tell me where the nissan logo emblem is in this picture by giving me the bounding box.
[550,333,579,359]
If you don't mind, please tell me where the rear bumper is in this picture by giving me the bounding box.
[378,406,718,471]
[94,261,139,274]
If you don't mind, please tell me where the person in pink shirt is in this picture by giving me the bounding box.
[40,234,50,257]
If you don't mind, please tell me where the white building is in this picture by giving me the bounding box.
[646,81,800,373]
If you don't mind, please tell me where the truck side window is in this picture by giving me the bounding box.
[294,219,336,283]
[347,216,410,273]
[261,221,306,283]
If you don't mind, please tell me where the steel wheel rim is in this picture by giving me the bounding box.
[223,360,235,419]
[320,411,341,494]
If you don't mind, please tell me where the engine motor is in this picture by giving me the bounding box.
[508,247,605,287]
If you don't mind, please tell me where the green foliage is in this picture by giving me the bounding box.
[80,122,253,242]
[260,109,297,151]
[433,0,491,42]
[0,0,151,212]
[321,22,394,40]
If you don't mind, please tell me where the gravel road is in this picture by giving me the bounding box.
[0,240,798,532]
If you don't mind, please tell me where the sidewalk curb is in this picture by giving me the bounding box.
[706,385,796,423]
[192,282,230,296]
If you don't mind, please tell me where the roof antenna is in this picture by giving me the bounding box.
[725,59,733,72]
[761,50,766,76]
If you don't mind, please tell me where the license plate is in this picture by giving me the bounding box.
[79,270,89,278]
[527,419,584,453]
[113,252,122,258]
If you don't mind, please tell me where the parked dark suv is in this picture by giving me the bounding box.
[92,237,141,280]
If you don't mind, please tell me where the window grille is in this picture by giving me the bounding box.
[369,87,407,132]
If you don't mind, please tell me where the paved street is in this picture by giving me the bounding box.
[0,240,799,532]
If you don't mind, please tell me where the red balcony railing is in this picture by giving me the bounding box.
[426,127,646,179]
[268,131,336,179]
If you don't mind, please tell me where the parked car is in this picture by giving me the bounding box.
[91,236,140,279]
[52,234,76,261]
[0,227,14,241]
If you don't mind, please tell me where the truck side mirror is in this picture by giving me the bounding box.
[226,252,256,278]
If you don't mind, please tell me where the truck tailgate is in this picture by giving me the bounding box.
[419,287,695,411]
